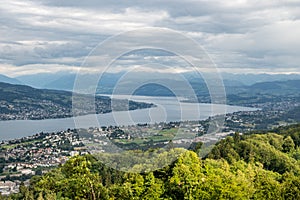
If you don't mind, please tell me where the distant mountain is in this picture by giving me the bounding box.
[248,80,300,94]
[16,72,71,89]
[17,72,125,92]
[44,74,76,91]
[223,79,245,87]
[44,72,125,92]
[224,79,300,106]
[133,83,176,96]
[0,74,22,85]
[14,71,300,97]
[221,73,300,85]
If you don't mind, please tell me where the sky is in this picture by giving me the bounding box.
[0,0,300,77]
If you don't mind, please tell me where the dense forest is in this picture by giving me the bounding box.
[2,124,300,199]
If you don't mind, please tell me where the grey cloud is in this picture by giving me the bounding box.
[33,42,93,58]
[0,0,300,75]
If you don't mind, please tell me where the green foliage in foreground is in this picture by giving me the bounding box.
[3,124,300,200]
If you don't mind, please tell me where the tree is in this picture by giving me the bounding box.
[283,136,295,153]
[189,141,203,155]
[142,172,164,199]
[233,132,241,143]
[282,173,300,200]
[252,165,282,199]
[169,151,203,200]
[19,182,34,200]
[37,192,44,200]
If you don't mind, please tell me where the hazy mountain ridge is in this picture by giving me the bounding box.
[2,72,300,98]
[249,79,300,92]
[13,72,300,91]
[0,74,22,85]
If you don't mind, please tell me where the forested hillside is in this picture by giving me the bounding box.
[3,124,300,200]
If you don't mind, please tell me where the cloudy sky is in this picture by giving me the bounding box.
[0,0,300,76]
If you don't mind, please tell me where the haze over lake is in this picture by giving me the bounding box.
[0,96,257,141]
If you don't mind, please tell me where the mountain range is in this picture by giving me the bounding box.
[1,72,300,98]
[0,74,22,85]
[14,71,300,89]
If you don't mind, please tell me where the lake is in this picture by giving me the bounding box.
[0,96,257,141]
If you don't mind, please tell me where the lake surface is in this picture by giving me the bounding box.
[0,96,257,141]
